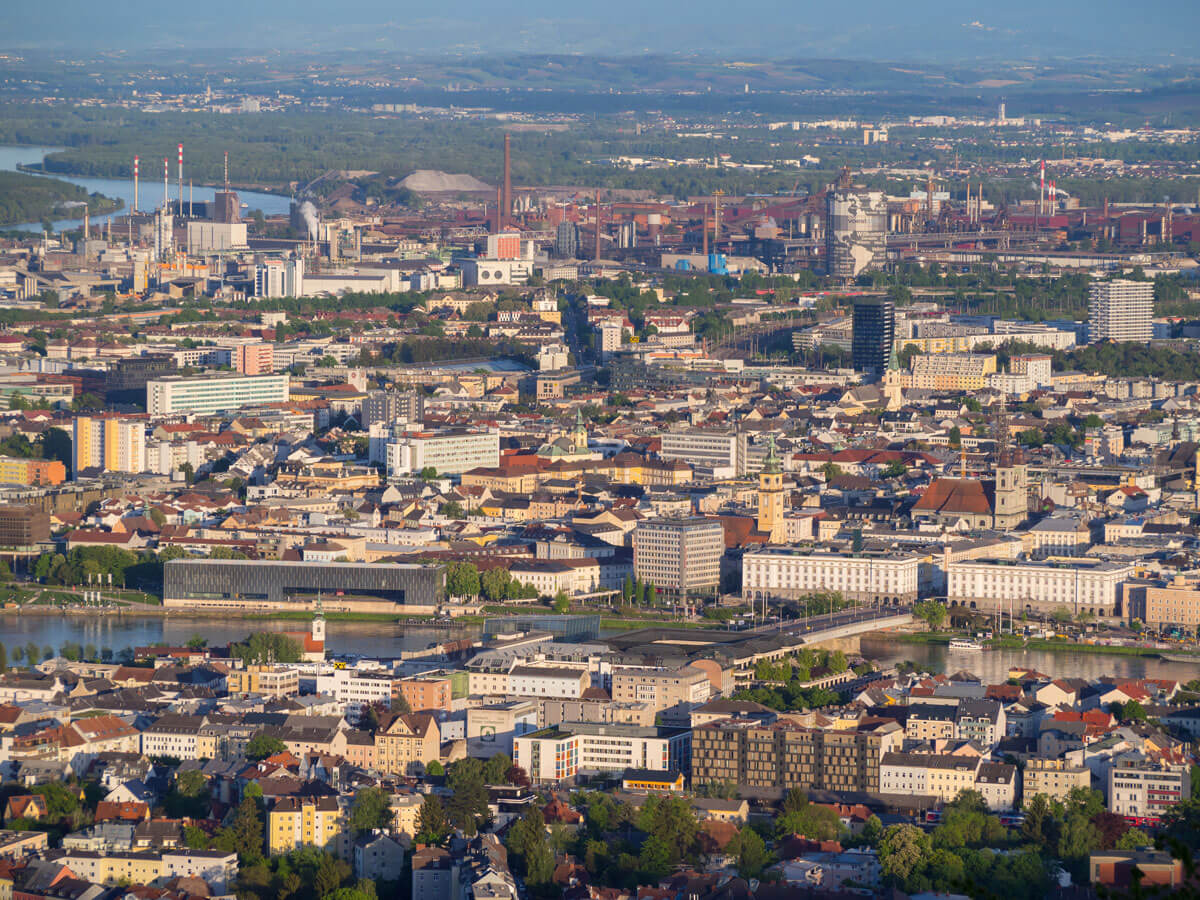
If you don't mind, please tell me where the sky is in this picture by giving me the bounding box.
[8,0,1200,60]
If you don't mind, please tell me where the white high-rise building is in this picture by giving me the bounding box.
[1088,280,1153,343]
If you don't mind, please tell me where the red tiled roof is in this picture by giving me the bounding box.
[912,478,993,516]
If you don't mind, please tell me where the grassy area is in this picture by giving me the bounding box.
[894,632,955,645]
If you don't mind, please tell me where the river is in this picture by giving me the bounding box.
[0,614,474,660]
[859,635,1200,682]
[0,146,291,233]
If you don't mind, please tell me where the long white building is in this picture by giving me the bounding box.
[146,374,290,417]
[946,558,1134,617]
[742,548,921,604]
[383,427,500,478]
[514,722,690,784]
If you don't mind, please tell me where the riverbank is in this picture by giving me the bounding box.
[16,162,292,198]
[893,630,1172,660]
[0,170,122,226]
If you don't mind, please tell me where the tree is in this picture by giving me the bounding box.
[480,567,513,603]
[313,852,351,898]
[245,732,287,761]
[232,632,302,666]
[425,760,444,776]
[347,787,393,835]
[505,765,530,788]
[727,826,772,879]
[445,757,489,836]
[166,770,210,819]
[418,466,438,480]
[552,590,570,614]
[213,796,264,865]
[186,635,207,650]
[179,461,194,484]
[776,788,841,840]
[506,807,554,888]
[445,561,481,598]
[0,644,7,675]
[913,600,947,631]
[415,794,450,845]
[878,824,932,886]
[948,425,962,448]
[483,753,513,786]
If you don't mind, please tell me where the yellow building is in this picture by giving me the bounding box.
[225,665,300,698]
[268,796,345,857]
[1023,758,1092,802]
[621,770,684,792]
[375,713,440,776]
[0,456,65,486]
[901,353,997,392]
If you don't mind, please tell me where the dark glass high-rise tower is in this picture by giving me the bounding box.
[852,297,895,374]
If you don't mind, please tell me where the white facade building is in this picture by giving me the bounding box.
[146,374,290,417]
[513,722,689,784]
[383,427,500,478]
[1109,761,1190,823]
[1088,280,1154,343]
[947,558,1134,616]
[742,549,921,604]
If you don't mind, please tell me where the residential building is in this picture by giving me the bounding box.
[72,416,146,476]
[394,675,453,713]
[0,457,65,487]
[633,517,724,595]
[659,428,745,476]
[507,665,589,699]
[1024,758,1093,803]
[412,846,458,900]
[903,353,997,391]
[314,669,395,723]
[375,713,440,775]
[235,343,275,376]
[691,719,903,792]
[146,374,290,416]
[1123,576,1200,631]
[1088,280,1153,343]
[975,761,1018,811]
[267,796,344,857]
[879,752,982,803]
[362,390,422,429]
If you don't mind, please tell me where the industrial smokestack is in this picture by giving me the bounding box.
[701,205,708,257]
[494,187,502,234]
[298,201,318,241]
[163,158,169,211]
[177,144,183,218]
[503,134,512,229]
[594,189,601,261]
[133,157,139,213]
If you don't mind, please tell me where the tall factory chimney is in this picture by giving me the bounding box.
[177,144,183,218]
[224,151,229,191]
[701,205,708,257]
[503,134,512,228]
[133,157,139,213]
[494,187,502,233]
[163,158,169,211]
[594,190,601,261]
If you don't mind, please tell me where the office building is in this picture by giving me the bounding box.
[691,719,903,791]
[384,428,500,478]
[513,722,691,784]
[659,428,745,476]
[1088,280,1153,343]
[947,558,1134,617]
[1109,761,1189,823]
[162,558,445,613]
[852,297,895,373]
[742,548,921,604]
[235,343,275,376]
[554,220,580,259]
[826,189,887,280]
[256,257,305,298]
[0,506,51,549]
[609,665,712,712]
[73,416,146,476]
[105,354,176,405]
[633,517,725,595]
[146,373,290,416]
[362,390,423,429]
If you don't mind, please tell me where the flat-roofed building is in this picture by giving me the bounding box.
[146,373,289,416]
[513,722,690,784]
[1024,758,1092,803]
[947,558,1134,617]
[742,548,920,604]
[633,517,724,595]
[610,665,712,712]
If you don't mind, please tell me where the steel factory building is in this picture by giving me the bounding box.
[163,559,445,614]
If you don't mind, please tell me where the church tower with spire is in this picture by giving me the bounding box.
[992,394,1027,530]
[757,435,787,543]
[572,408,588,453]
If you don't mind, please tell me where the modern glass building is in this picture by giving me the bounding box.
[163,559,445,612]
[852,297,895,374]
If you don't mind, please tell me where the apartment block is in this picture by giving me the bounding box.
[0,456,65,486]
[384,427,500,477]
[879,752,982,803]
[267,796,345,857]
[73,416,146,476]
[1088,280,1153,344]
[235,342,275,376]
[394,675,453,713]
[225,665,299,699]
[691,719,903,792]
[1023,758,1093,803]
[375,713,440,776]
